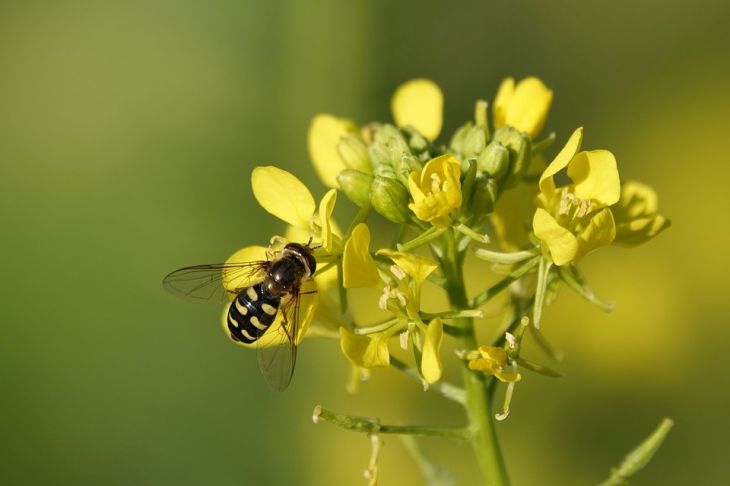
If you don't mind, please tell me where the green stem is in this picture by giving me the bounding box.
[441,229,510,486]
[400,435,455,485]
[398,225,447,252]
[390,356,466,404]
[598,418,674,486]
[312,406,470,440]
[470,257,539,308]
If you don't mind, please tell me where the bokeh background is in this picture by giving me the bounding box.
[2,0,728,484]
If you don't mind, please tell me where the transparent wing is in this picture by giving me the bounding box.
[162,262,269,304]
[256,292,300,392]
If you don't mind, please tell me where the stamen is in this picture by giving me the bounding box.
[430,172,442,192]
[390,264,407,280]
[378,286,391,311]
[505,332,516,349]
[399,330,409,350]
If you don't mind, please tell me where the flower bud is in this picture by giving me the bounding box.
[463,126,488,159]
[394,154,422,187]
[337,169,374,207]
[449,122,473,154]
[477,142,510,181]
[370,175,410,223]
[492,126,531,188]
[336,134,371,173]
[469,176,499,217]
[368,124,411,170]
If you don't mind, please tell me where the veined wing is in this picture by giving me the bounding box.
[256,291,300,392]
[163,261,269,304]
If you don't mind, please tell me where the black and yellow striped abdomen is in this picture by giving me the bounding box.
[226,283,281,344]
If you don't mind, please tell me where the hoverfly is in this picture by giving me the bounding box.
[163,241,317,391]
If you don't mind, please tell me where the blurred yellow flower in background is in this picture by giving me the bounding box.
[307,114,367,188]
[493,76,553,138]
[613,180,671,246]
[391,78,444,141]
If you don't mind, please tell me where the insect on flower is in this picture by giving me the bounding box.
[163,240,318,391]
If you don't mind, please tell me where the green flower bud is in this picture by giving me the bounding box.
[449,122,473,154]
[336,134,371,173]
[477,142,510,181]
[394,154,422,187]
[370,175,410,223]
[462,126,487,159]
[492,126,531,188]
[469,176,499,217]
[403,127,429,153]
[337,169,374,207]
[368,124,411,170]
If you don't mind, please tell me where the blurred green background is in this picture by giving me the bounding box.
[1,0,728,484]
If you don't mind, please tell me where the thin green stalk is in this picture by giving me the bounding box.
[470,257,539,308]
[312,405,470,440]
[441,229,510,486]
[390,356,466,404]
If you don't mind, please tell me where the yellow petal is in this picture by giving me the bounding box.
[421,318,444,384]
[614,180,659,219]
[376,249,438,284]
[567,150,621,207]
[477,345,508,362]
[504,77,553,137]
[223,246,268,292]
[575,208,616,260]
[391,78,443,141]
[221,279,318,349]
[533,208,579,266]
[252,166,315,228]
[342,223,380,288]
[612,181,671,247]
[493,77,515,129]
[308,114,358,188]
[408,154,462,225]
[615,215,671,247]
[318,189,337,252]
[339,327,390,367]
[539,127,583,198]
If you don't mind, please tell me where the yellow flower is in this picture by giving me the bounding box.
[376,249,438,303]
[421,318,444,384]
[391,78,443,141]
[493,76,553,138]
[342,223,380,288]
[532,128,620,265]
[220,245,319,349]
[612,181,671,247]
[251,166,339,253]
[408,154,462,226]
[307,114,369,188]
[339,327,390,368]
[468,346,521,383]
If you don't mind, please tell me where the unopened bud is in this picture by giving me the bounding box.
[463,126,488,159]
[394,154,422,187]
[337,169,374,207]
[370,175,410,223]
[469,176,499,216]
[478,142,510,181]
[492,126,531,189]
[336,134,371,173]
[449,122,473,154]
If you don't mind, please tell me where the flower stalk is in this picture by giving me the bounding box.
[440,229,510,485]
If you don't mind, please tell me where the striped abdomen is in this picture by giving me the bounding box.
[226,283,281,344]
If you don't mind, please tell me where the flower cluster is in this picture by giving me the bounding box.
[224,76,670,484]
